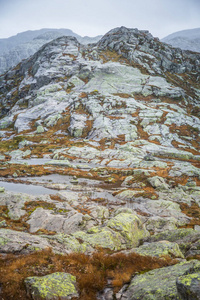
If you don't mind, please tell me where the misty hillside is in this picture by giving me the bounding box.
[0,26,200,299]
[162,28,200,52]
[0,28,102,75]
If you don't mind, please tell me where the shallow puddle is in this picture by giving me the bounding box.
[0,180,58,195]
[9,158,51,165]
[19,174,102,186]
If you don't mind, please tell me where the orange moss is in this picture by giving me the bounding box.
[107,116,125,120]
[137,121,149,140]
[99,50,129,66]
[113,93,131,98]
[151,167,171,178]
[50,195,65,202]
[79,92,88,98]
[179,202,200,229]
[0,164,53,177]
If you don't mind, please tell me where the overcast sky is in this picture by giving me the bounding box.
[0,0,199,39]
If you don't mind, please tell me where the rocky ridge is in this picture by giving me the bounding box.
[0,28,102,75]
[0,26,200,299]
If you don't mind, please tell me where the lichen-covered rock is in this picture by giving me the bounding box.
[185,238,200,259]
[148,176,169,190]
[27,207,84,234]
[176,273,200,300]
[36,125,45,133]
[0,220,7,227]
[73,227,123,251]
[120,260,200,300]
[169,162,200,177]
[145,229,200,255]
[131,199,190,228]
[131,240,184,259]
[89,205,109,219]
[69,113,89,138]
[0,228,93,255]
[0,191,32,220]
[145,216,178,233]
[46,159,75,168]
[0,229,50,254]
[0,187,5,192]
[114,207,134,216]
[146,228,197,244]
[46,233,93,254]
[9,149,31,160]
[25,272,78,300]
[44,113,62,127]
[107,213,149,247]
[116,190,143,201]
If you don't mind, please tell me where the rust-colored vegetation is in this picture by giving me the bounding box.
[0,249,177,300]
[113,93,131,98]
[0,164,53,177]
[99,50,129,65]
[169,124,200,154]
[0,205,29,232]
[179,202,200,228]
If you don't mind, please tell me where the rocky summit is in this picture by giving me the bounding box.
[0,26,200,300]
[0,28,102,75]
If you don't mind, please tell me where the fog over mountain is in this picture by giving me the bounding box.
[162,28,200,53]
[0,28,102,75]
[2,26,200,76]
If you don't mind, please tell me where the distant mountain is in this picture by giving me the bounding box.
[162,28,200,53]
[0,29,102,74]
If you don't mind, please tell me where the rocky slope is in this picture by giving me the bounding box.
[0,28,102,75]
[162,27,200,53]
[0,26,200,299]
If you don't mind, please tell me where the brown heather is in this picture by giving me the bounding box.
[179,201,200,228]
[0,249,177,300]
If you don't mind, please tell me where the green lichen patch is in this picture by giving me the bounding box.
[132,241,184,259]
[73,228,123,251]
[25,272,78,299]
[176,273,200,300]
[146,228,197,243]
[107,213,149,247]
[122,260,200,300]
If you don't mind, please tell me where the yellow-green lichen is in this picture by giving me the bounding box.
[73,228,123,250]
[107,213,149,247]
[25,272,78,298]
[178,273,200,286]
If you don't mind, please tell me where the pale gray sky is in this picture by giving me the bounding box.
[0,0,199,39]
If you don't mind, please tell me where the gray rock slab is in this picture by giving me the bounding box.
[145,229,200,256]
[27,207,84,234]
[176,273,200,300]
[127,240,184,259]
[0,191,33,220]
[0,229,50,254]
[120,260,200,300]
